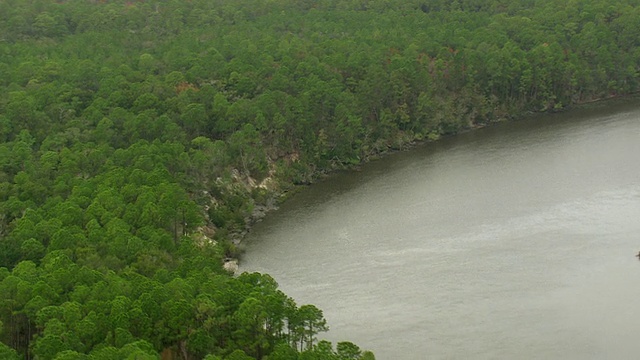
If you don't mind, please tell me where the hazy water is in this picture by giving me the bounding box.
[241,99,640,359]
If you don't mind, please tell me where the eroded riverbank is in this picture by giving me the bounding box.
[240,99,640,359]
[231,94,640,254]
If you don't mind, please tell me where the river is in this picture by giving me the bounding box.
[240,98,640,359]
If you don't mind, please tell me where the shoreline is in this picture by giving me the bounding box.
[227,92,640,265]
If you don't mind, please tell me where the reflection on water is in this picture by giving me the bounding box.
[241,99,640,359]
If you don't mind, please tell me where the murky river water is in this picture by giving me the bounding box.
[241,99,640,359]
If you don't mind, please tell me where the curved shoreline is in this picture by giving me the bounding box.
[228,92,640,263]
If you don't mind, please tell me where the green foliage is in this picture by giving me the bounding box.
[53,350,89,360]
[267,343,299,360]
[2,0,639,358]
[359,351,375,360]
[204,355,224,360]
[0,341,20,360]
[336,342,361,360]
[226,349,256,360]
[284,304,330,353]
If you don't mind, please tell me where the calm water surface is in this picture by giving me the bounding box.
[241,99,640,359]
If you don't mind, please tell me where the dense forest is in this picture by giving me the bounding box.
[1,0,640,359]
